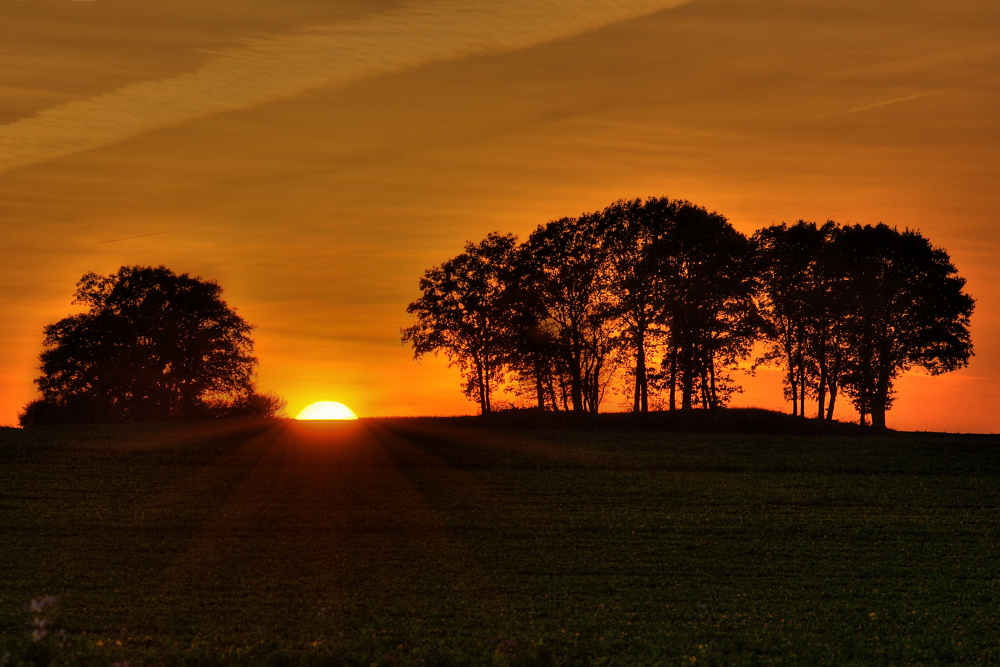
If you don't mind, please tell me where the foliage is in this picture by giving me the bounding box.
[598,198,676,413]
[653,200,760,411]
[754,223,975,428]
[401,233,519,414]
[20,266,274,426]
[833,224,975,429]
[205,391,288,419]
[1,419,999,665]
[519,214,620,413]
[404,197,767,416]
[754,221,845,420]
[404,199,975,427]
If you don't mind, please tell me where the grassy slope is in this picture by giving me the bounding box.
[1,415,998,665]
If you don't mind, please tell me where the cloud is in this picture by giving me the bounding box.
[0,0,690,172]
[95,225,221,245]
[814,85,973,121]
[843,86,971,114]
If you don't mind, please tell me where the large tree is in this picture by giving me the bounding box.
[754,221,849,420]
[834,224,974,429]
[656,203,759,411]
[401,232,519,414]
[21,266,262,425]
[502,243,567,411]
[520,214,619,413]
[598,197,673,413]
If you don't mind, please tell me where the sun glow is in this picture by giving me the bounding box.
[295,401,358,420]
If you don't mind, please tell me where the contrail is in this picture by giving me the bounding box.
[0,0,690,172]
[95,225,219,245]
[814,85,972,121]
[844,86,971,114]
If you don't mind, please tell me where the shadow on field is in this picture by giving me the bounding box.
[2,416,1000,665]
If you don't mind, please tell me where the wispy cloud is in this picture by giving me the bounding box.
[0,0,689,172]
[95,224,220,245]
[815,85,972,121]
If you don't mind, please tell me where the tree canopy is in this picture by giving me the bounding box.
[20,266,283,425]
[403,199,974,428]
[834,224,975,429]
[401,233,518,414]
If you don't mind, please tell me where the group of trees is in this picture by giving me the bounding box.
[402,197,974,428]
[20,266,285,426]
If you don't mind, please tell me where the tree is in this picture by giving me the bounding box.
[656,203,759,410]
[401,232,519,414]
[20,266,264,425]
[598,197,672,413]
[520,214,620,412]
[754,221,850,419]
[834,224,974,429]
[502,243,567,411]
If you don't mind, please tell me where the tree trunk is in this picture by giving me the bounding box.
[476,360,488,414]
[569,345,584,412]
[708,355,718,409]
[817,362,827,420]
[870,403,887,430]
[825,349,840,421]
[548,369,560,411]
[640,366,648,413]
[681,342,694,411]
[587,355,602,413]
[788,362,798,417]
[668,342,678,411]
[826,385,837,421]
[533,353,545,410]
[871,367,893,430]
[786,325,798,417]
[799,364,807,418]
[634,327,647,413]
[700,367,710,410]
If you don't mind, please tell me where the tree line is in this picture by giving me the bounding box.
[402,197,974,429]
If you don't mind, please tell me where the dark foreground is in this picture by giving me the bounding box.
[1,417,998,665]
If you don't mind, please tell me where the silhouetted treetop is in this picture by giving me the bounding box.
[401,233,519,414]
[403,200,974,429]
[833,223,974,429]
[21,265,280,425]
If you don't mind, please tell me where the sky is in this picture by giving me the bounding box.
[1,0,998,432]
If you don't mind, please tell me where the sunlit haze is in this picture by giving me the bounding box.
[2,0,998,432]
[296,401,359,421]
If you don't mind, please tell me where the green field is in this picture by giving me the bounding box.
[1,417,998,665]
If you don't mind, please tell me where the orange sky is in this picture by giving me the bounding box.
[1,0,998,432]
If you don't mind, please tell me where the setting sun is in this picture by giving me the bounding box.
[296,401,358,420]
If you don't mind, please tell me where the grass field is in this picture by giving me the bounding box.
[1,415,999,665]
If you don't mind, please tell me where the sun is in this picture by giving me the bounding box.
[295,401,358,420]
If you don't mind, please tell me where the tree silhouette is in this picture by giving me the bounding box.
[20,266,267,425]
[401,232,519,414]
[598,198,672,413]
[502,243,566,411]
[656,203,758,410]
[403,199,973,427]
[834,224,974,429]
[520,214,619,412]
[755,221,849,419]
